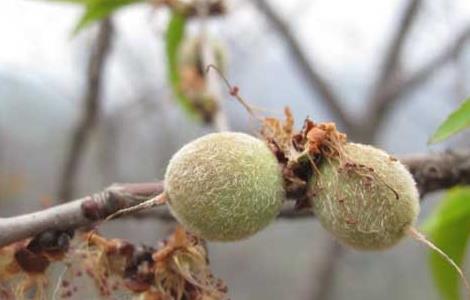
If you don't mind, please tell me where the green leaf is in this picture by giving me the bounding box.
[165,11,198,119]
[74,0,143,33]
[422,187,470,300]
[429,99,470,144]
[44,0,143,33]
[45,0,90,3]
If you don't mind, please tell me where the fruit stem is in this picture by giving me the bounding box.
[105,193,167,221]
[407,226,470,298]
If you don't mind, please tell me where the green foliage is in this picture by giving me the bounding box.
[46,0,143,33]
[423,187,470,300]
[165,11,199,119]
[429,99,470,144]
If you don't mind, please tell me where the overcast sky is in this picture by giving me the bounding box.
[2,0,469,81]
[1,0,470,151]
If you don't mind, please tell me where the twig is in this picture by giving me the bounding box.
[253,0,355,131]
[365,25,470,139]
[363,0,422,140]
[388,25,470,103]
[402,148,470,196]
[0,182,164,247]
[373,0,422,91]
[309,241,344,300]
[1,149,469,247]
[57,19,114,203]
[205,64,263,121]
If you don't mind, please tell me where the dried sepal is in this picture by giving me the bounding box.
[1,227,226,299]
[55,228,227,299]
[0,241,50,300]
[261,107,347,208]
[147,227,227,299]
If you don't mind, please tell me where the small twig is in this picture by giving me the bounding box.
[362,0,422,140]
[309,240,344,300]
[389,25,470,103]
[373,0,422,91]
[253,0,355,131]
[0,182,164,247]
[365,25,470,139]
[205,64,262,120]
[402,148,470,196]
[57,19,114,203]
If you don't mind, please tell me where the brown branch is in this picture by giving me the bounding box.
[57,19,114,203]
[1,148,469,247]
[373,0,422,90]
[0,182,164,247]
[402,148,470,196]
[253,0,355,131]
[365,26,470,139]
[309,240,344,300]
[362,0,422,140]
[387,26,470,103]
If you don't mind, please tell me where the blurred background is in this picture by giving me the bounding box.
[1,0,470,299]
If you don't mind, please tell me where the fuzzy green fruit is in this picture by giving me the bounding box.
[311,143,420,250]
[164,132,284,241]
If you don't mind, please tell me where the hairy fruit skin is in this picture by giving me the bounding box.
[311,143,420,250]
[164,132,284,241]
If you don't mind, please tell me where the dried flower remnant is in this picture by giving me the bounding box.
[261,107,347,208]
[57,228,227,300]
[149,227,227,299]
[0,227,226,300]
[0,242,51,299]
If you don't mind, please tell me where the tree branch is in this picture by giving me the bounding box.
[57,19,114,202]
[253,0,355,131]
[373,0,422,91]
[0,182,164,247]
[365,26,470,139]
[1,148,469,247]
[402,148,470,196]
[387,25,470,103]
[309,240,344,300]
